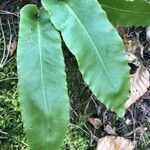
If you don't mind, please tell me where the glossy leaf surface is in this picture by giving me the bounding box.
[42,0,130,117]
[99,0,150,26]
[17,5,69,149]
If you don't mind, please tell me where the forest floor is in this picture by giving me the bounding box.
[0,0,150,150]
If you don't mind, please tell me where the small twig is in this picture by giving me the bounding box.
[123,129,136,137]
[73,99,89,111]
[84,124,98,146]
[70,106,78,117]
[69,123,89,135]
[11,15,17,36]
[84,98,91,114]
[0,10,18,17]
[0,56,14,68]
[1,19,12,66]
[0,18,6,66]
[0,77,18,82]
[91,95,101,115]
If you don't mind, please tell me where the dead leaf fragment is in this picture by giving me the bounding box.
[125,118,132,125]
[126,65,150,108]
[7,41,17,55]
[96,136,135,150]
[135,126,148,134]
[104,124,116,135]
[88,118,102,129]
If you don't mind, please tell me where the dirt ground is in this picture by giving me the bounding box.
[0,0,150,150]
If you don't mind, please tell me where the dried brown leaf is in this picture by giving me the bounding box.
[135,126,148,134]
[7,41,17,55]
[96,136,135,150]
[104,124,116,135]
[126,65,150,108]
[88,118,102,129]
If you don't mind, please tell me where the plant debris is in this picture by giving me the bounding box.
[126,65,150,108]
[7,41,17,55]
[96,136,136,150]
[104,124,116,135]
[88,118,102,129]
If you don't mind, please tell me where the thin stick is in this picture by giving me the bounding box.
[1,19,12,66]
[0,10,18,17]
[0,77,18,82]
[0,18,6,66]
[69,123,89,135]
[0,56,14,68]
[70,106,78,117]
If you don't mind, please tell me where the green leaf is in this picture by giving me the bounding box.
[17,5,69,149]
[42,0,130,117]
[98,0,150,26]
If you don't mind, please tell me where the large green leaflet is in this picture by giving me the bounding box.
[17,5,69,149]
[98,0,150,26]
[42,0,130,117]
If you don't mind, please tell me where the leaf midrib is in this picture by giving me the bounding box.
[101,4,150,15]
[37,22,49,149]
[64,3,114,87]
